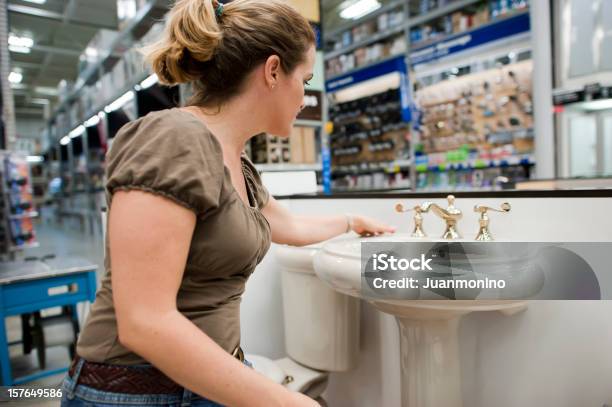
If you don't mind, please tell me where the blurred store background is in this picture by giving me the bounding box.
[0,0,611,398]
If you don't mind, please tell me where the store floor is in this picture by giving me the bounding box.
[4,210,105,406]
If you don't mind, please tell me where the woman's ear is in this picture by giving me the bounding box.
[264,55,281,89]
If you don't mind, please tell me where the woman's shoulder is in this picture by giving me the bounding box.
[105,108,226,216]
[112,108,220,154]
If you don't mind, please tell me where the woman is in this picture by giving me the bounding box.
[61,1,395,406]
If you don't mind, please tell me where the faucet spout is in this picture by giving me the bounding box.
[421,195,463,240]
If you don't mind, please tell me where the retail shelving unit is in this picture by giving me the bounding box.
[0,152,39,260]
[41,0,171,231]
[323,0,534,192]
[43,0,327,204]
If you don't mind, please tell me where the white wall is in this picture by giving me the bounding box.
[241,196,612,407]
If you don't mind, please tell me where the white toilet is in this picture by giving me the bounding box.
[245,243,361,402]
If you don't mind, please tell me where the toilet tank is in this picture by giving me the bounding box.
[276,244,360,372]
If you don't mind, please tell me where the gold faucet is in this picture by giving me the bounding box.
[395,203,428,238]
[473,203,511,241]
[421,195,463,240]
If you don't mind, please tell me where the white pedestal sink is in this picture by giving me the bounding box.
[313,233,527,407]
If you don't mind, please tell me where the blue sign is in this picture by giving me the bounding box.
[411,12,530,66]
[325,56,408,92]
[325,55,412,122]
[399,69,412,123]
[310,22,322,50]
[322,146,332,194]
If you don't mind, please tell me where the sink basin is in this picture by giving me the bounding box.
[313,233,527,407]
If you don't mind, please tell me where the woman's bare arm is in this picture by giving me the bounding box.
[261,195,395,246]
[110,190,318,407]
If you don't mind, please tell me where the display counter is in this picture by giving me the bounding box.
[275,187,612,200]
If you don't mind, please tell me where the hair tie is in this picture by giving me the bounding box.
[215,3,224,18]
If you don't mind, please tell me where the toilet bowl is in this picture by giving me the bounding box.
[246,242,360,401]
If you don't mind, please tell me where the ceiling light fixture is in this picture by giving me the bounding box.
[8,71,23,84]
[84,115,100,127]
[104,91,134,113]
[339,0,381,20]
[9,45,31,54]
[139,73,158,90]
[23,0,47,4]
[60,136,71,145]
[34,86,58,96]
[8,34,34,48]
[69,125,85,138]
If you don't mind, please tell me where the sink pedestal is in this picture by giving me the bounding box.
[313,234,530,407]
[372,301,527,407]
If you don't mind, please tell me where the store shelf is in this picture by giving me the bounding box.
[415,154,535,172]
[325,24,406,61]
[31,177,47,185]
[76,71,150,134]
[255,163,322,172]
[9,242,39,252]
[407,0,481,28]
[48,0,169,123]
[331,185,412,193]
[333,159,412,174]
[326,0,405,39]
[410,9,530,51]
[294,119,324,128]
[326,53,406,83]
[9,212,39,220]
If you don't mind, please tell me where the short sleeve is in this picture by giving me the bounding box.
[105,110,224,218]
[240,153,270,209]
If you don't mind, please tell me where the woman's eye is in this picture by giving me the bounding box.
[304,80,311,86]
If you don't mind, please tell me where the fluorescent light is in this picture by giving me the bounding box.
[84,115,100,127]
[8,34,33,48]
[339,0,381,20]
[580,99,612,111]
[8,71,23,84]
[34,86,58,96]
[23,0,47,4]
[30,98,50,105]
[85,47,98,59]
[9,45,31,54]
[139,73,158,89]
[104,91,134,113]
[69,125,85,138]
[27,155,44,163]
[60,136,71,145]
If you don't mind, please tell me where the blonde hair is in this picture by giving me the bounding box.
[144,0,316,108]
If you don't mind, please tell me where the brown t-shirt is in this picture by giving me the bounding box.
[76,108,272,365]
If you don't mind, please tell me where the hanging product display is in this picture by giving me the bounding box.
[329,88,411,191]
[0,152,38,254]
[413,60,535,190]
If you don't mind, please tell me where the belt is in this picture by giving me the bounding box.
[69,346,245,395]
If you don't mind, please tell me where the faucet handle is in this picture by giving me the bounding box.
[395,203,428,238]
[445,195,461,216]
[473,202,511,241]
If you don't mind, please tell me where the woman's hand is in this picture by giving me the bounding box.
[350,214,396,237]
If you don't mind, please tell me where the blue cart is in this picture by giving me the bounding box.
[0,258,97,385]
